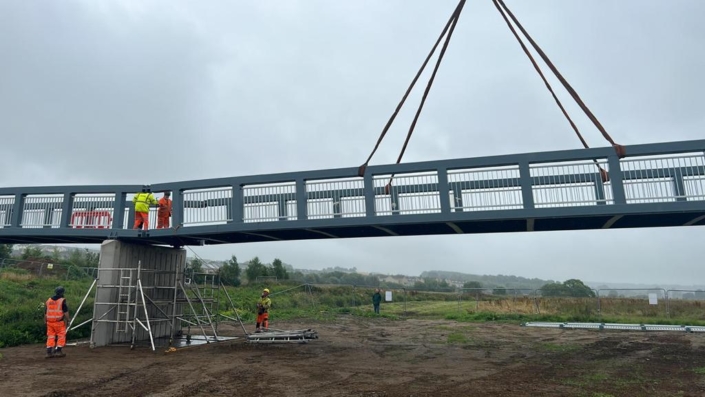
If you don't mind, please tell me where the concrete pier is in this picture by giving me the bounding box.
[90,240,187,347]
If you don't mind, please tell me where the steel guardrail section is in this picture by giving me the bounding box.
[523,322,705,332]
[246,329,318,344]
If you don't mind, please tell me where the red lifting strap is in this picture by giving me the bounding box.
[358,0,624,187]
[358,0,467,181]
[493,0,624,182]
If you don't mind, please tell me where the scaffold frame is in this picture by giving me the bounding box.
[69,260,240,351]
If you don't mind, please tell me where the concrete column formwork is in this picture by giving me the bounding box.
[89,240,187,348]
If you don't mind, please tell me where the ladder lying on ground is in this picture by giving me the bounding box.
[246,328,319,344]
[218,285,319,344]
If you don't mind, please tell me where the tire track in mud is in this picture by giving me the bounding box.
[150,366,268,397]
[152,360,342,397]
[42,361,166,397]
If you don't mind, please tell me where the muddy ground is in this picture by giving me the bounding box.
[1,316,704,396]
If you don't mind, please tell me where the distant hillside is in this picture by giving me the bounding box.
[420,270,555,290]
[419,270,705,292]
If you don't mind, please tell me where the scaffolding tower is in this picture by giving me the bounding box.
[70,260,242,351]
[176,269,223,344]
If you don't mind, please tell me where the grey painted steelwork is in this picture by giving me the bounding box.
[0,139,704,246]
[522,322,705,333]
[246,328,319,344]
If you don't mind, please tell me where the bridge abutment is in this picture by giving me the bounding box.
[90,240,187,348]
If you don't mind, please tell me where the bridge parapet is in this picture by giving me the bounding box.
[162,140,705,227]
[0,185,140,231]
[0,140,703,240]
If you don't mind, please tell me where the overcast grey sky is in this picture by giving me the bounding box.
[1,0,704,285]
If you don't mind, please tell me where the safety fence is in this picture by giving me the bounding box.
[0,258,97,281]
[2,271,703,326]
[244,283,705,323]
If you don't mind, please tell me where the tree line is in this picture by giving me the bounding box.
[0,244,99,268]
[187,255,291,287]
[0,244,608,297]
[422,270,555,291]
[195,254,599,297]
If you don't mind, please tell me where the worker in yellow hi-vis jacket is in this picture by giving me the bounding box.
[255,288,271,333]
[132,189,158,230]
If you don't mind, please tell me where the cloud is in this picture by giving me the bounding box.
[0,0,217,185]
[1,0,704,285]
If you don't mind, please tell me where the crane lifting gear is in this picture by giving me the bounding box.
[358,0,624,187]
[358,0,466,190]
[491,0,624,182]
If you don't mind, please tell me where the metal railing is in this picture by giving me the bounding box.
[530,159,612,208]
[374,172,442,216]
[21,194,63,228]
[0,195,13,227]
[0,140,704,236]
[243,182,295,223]
[448,165,523,212]
[620,154,705,203]
[306,177,366,219]
[183,187,233,226]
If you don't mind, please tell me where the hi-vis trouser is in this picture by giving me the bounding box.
[46,298,66,348]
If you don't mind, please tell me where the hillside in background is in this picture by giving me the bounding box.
[585,280,705,292]
[5,244,705,291]
[420,270,555,290]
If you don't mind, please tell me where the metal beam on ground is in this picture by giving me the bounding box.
[246,329,319,344]
[522,322,705,333]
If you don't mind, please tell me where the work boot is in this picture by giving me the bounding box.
[45,348,53,359]
[53,348,66,358]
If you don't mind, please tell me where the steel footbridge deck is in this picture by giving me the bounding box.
[1,140,704,246]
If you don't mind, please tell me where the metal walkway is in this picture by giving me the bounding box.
[1,139,704,246]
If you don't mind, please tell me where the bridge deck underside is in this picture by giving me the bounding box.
[1,206,703,246]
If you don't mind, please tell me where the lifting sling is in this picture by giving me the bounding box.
[358,0,624,188]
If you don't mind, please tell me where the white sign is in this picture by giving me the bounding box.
[385,291,392,302]
[47,263,54,270]
[648,293,658,305]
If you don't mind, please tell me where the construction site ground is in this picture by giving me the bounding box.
[1,315,705,397]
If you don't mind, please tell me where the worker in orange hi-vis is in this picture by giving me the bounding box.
[255,288,271,333]
[132,189,158,230]
[45,286,69,358]
[157,192,172,229]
